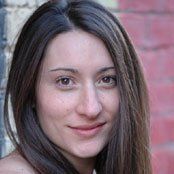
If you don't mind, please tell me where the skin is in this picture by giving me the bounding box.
[0,29,119,174]
[36,29,119,174]
[0,151,36,174]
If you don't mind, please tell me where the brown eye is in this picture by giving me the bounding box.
[59,78,71,85]
[56,76,75,89]
[98,75,117,87]
[102,77,112,83]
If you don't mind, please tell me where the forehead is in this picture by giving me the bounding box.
[42,29,114,71]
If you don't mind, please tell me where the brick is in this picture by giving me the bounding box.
[0,9,6,49]
[138,47,174,81]
[119,13,148,47]
[150,116,174,145]
[158,0,174,12]
[27,0,38,7]
[0,98,5,157]
[116,1,174,172]
[121,14,174,48]
[152,146,174,174]
[6,0,47,8]
[147,15,174,48]
[148,82,174,115]
[36,0,46,7]
[0,77,6,90]
[0,104,4,134]
[118,0,174,12]
[6,7,35,46]
[6,0,29,7]
[0,0,48,159]
[0,5,5,88]
[96,0,118,9]
[0,0,5,7]
[138,50,163,81]
[5,0,45,8]
[158,47,174,79]
[0,52,5,83]
[6,0,36,7]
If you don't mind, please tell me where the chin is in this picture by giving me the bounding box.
[72,142,106,159]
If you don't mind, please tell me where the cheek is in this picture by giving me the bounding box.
[35,88,79,140]
[36,87,79,120]
[100,89,119,118]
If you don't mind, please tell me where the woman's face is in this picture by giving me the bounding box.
[36,30,119,163]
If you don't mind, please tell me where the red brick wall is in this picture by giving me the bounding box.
[117,0,174,173]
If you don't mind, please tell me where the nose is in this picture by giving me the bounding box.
[76,84,102,119]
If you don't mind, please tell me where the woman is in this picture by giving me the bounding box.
[0,0,152,173]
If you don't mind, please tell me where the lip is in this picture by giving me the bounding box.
[68,122,106,138]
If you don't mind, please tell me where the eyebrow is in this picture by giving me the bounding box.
[98,67,115,73]
[49,66,115,74]
[49,68,78,73]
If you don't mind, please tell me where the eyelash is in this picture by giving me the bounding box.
[98,75,117,87]
[56,76,75,89]
[55,75,117,89]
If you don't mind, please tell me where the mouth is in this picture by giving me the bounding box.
[68,122,106,138]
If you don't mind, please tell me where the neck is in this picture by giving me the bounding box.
[60,149,96,174]
[73,157,96,174]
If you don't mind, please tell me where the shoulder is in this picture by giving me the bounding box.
[0,150,36,174]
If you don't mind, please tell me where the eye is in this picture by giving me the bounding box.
[98,75,117,87]
[56,76,75,89]
[102,76,114,83]
[58,77,71,85]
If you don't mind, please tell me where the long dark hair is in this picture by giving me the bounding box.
[4,0,152,173]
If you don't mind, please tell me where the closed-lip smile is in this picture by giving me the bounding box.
[68,122,106,138]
